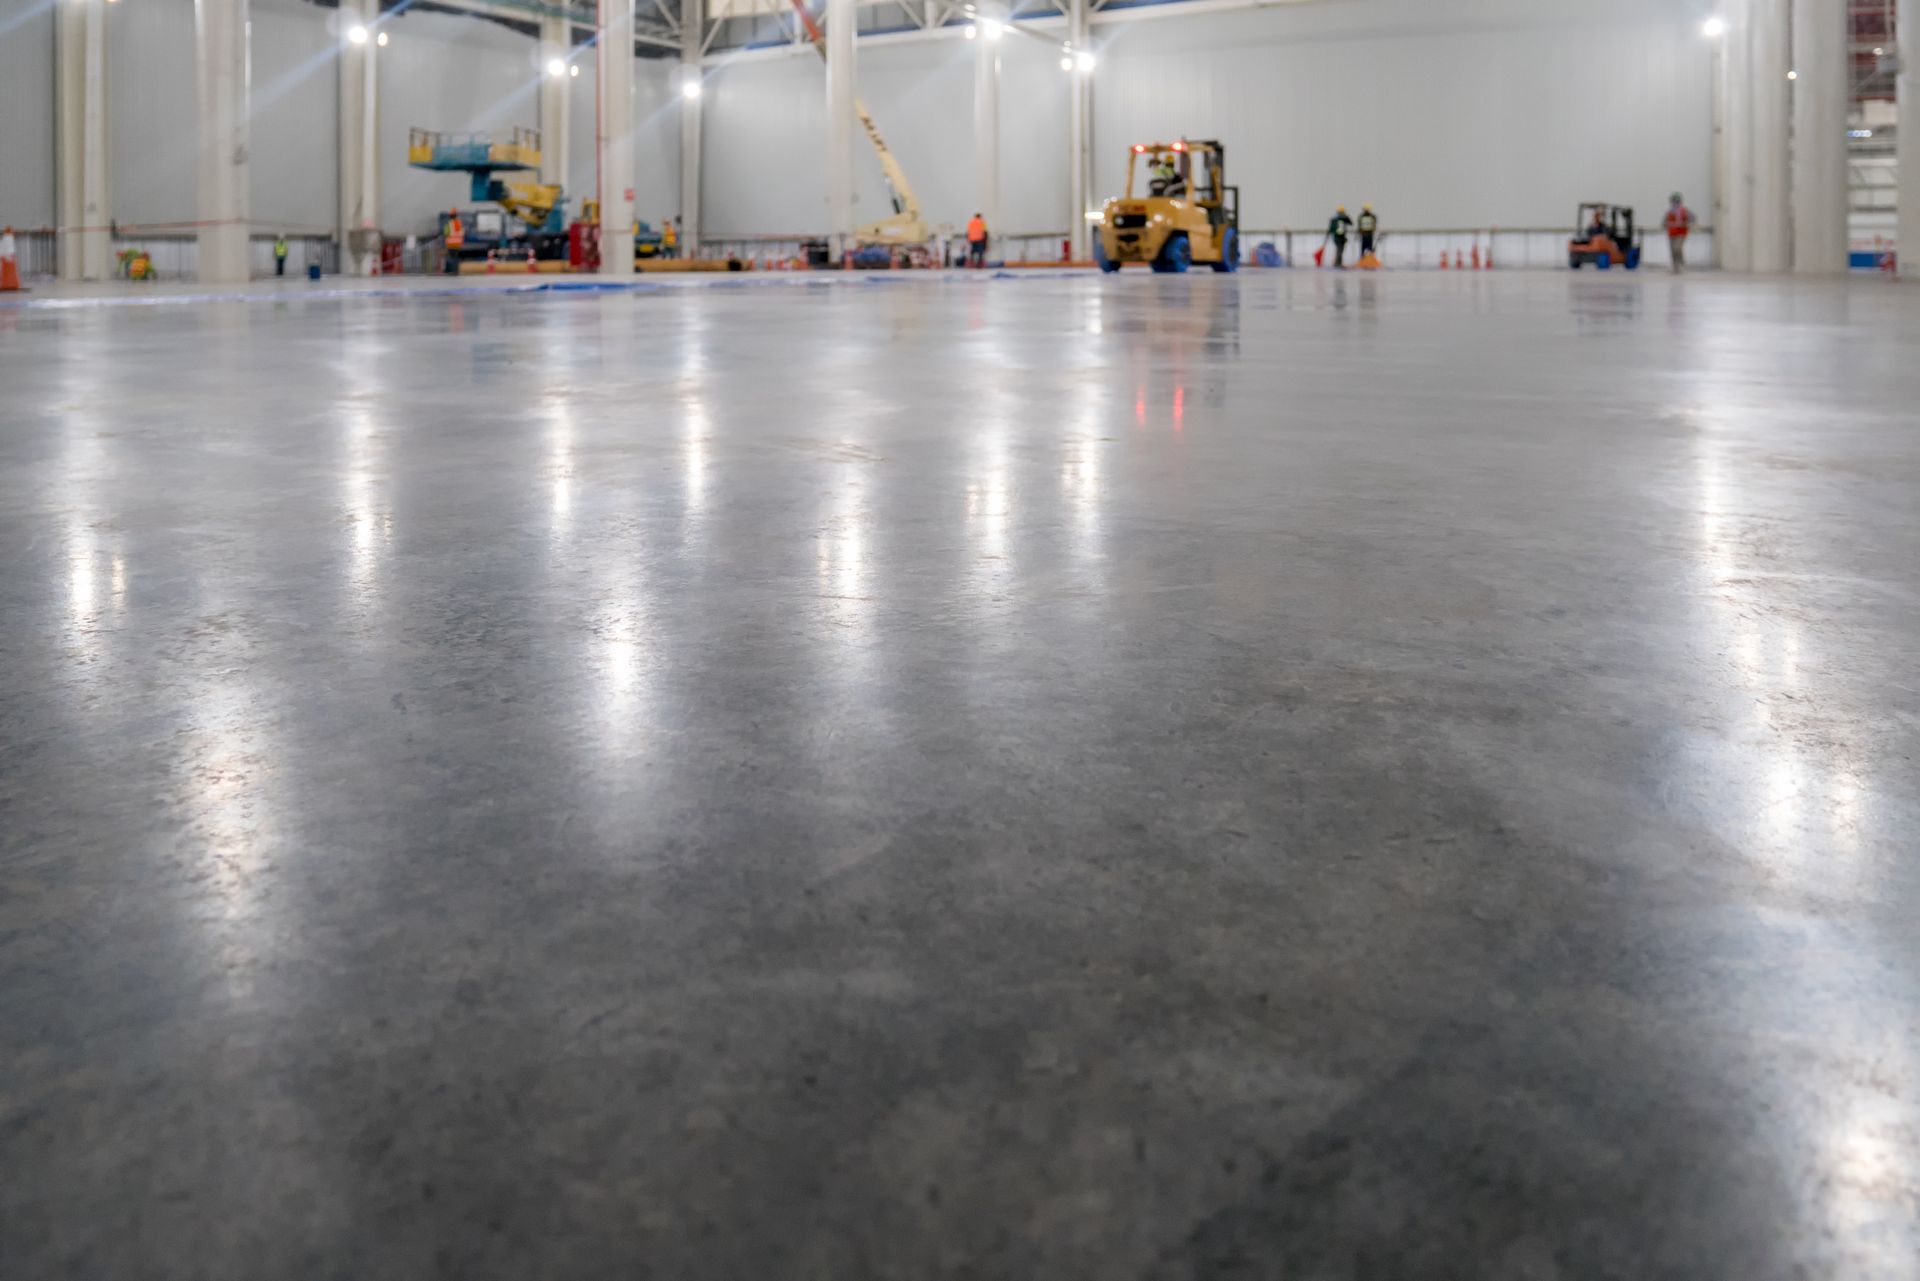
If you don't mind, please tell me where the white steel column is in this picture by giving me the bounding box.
[680,0,702,254]
[1722,0,1753,270]
[56,0,110,282]
[338,0,379,277]
[1749,0,1792,271]
[599,0,636,275]
[825,0,856,256]
[1792,0,1849,272]
[974,16,1001,239]
[539,16,571,192]
[1901,0,1920,276]
[196,0,251,283]
[1067,0,1092,260]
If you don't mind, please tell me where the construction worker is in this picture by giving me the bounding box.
[1663,192,1693,273]
[273,235,289,277]
[967,211,988,268]
[662,218,678,259]
[443,210,465,274]
[1150,152,1178,196]
[1356,205,1378,259]
[1325,206,1353,268]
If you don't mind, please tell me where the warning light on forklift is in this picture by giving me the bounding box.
[1171,141,1186,152]
[1133,145,1146,153]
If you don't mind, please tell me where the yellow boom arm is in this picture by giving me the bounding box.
[787,0,928,244]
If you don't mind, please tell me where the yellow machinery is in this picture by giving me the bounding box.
[785,0,928,246]
[1096,139,1240,273]
[409,126,569,263]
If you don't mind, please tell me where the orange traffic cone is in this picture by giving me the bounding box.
[525,245,536,272]
[1453,250,1464,270]
[1483,243,1494,270]
[0,226,21,292]
[1438,250,1449,270]
[485,248,497,274]
[1469,244,1480,270]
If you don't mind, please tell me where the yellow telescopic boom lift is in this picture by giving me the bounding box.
[785,0,928,245]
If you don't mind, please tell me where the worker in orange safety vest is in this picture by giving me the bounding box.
[966,213,988,268]
[1663,193,1693,274]
[442,211,465,274]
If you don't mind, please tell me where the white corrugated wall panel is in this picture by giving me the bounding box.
[250,0,338,235]
[108,0,199,226]
[1091,0,1711,231]
[703,53,828,235]
[103,0,338,229]
[634,58,684,231]
[0,0,57,228]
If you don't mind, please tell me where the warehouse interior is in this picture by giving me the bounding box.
[3,0,1919,1277]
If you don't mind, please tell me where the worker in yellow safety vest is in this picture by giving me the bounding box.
[662,219,678,259]
[445,211,465,249]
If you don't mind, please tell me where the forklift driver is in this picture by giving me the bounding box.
[1149,153,1180,196]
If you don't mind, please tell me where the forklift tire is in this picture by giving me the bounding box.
[1210,229,1239,273]
[1568,254,1583,270]
[1151,234,1192,274]
[1095,237,1121,274]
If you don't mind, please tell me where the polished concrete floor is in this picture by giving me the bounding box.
[3,271,1918,1279]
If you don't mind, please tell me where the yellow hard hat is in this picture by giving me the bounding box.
[1362,203,1372,211]
[1337,205,1347,213]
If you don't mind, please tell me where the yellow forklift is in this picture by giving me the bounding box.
[1096,139,1239,273]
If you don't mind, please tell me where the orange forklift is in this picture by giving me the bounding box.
[1568,202,1642,269]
